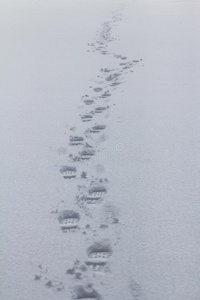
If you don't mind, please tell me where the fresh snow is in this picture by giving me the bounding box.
[1,0,200,299]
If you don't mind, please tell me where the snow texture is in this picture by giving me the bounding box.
[1,0,200,299]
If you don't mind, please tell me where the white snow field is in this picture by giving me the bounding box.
[1,0,200,300]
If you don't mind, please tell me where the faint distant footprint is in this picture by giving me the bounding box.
[57,147,68,155]
[90,125,106,133]
[100,202,120,225]
[95,164,106,174]
[94,87,103,93]
[96,133,108,143]
[128,279,146,300]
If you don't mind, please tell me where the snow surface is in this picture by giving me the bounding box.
[1,0,200,299]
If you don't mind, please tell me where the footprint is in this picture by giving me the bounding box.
[60,166,77,179]
[114,54,127,60]
[87,186,107,199]
[90,125,106,133]
[85,240,112,267]
[123,65,133,70]
[70,136,84,146]
[110,82,121,87]
[114,54,121,58]
[93,88,103,93]
[101,68,114,73]
[94,106,107,114]
[101,51,108,55]
[81,114,93,122]
[84,186,107,204]
[58,210,80,232]
[100,91,111,98]
[84,99,95,105]
[79,148,96,160]
[73,284,102,300]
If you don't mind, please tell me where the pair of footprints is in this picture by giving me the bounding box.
[59,166,91,180]
[81,106,108,122]
[68,127,106,159]
[58,185,107,228]
[58,188,107,229]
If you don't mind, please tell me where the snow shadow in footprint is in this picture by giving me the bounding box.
[81,114,93,122]
[86,240,112,267]
[84,186,107,204]
[60,166,77,179]
[94,106,107,114]
[90,125,106,133]
[93,87,103,93]
[73,284,102,300]
[84,99,95,105]
[100,91,111,98]
[79,149,96,160]
[58,210,80,232]
[70,136,84,146]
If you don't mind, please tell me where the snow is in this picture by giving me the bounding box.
[1,0,200,299]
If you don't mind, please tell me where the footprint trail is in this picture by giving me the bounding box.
[34,4,144,299]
